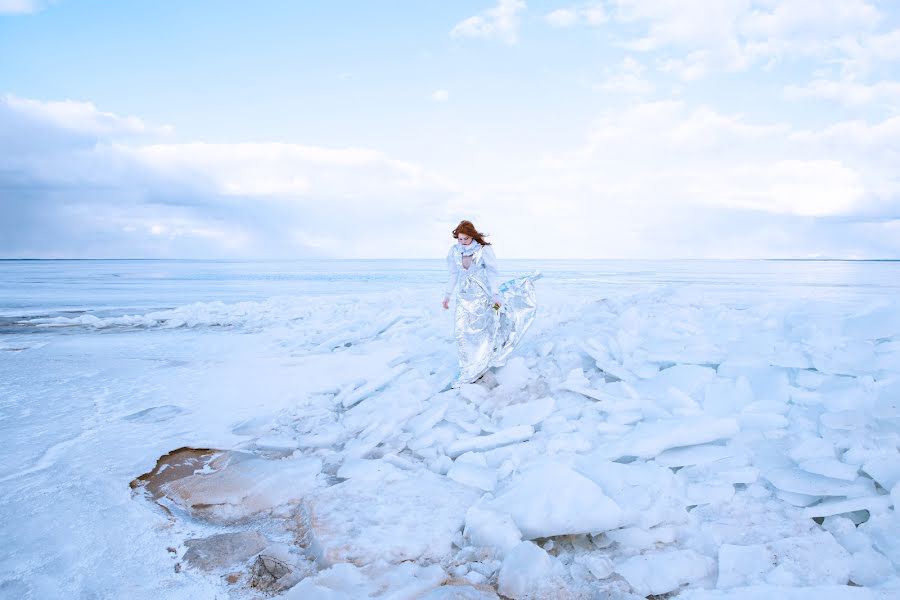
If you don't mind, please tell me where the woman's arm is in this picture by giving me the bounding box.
[483,245,500,301]
[443,247,459,300]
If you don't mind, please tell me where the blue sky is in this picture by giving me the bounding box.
[1,0,899,258]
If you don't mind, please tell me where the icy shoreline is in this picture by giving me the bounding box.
[1,275,899,599]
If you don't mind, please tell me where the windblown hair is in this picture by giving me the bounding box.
[452,220,491,246]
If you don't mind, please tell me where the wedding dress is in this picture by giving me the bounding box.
[444,240,540,387]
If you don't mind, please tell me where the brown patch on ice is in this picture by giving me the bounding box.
[130,447,221,502]
[132,447,321,524]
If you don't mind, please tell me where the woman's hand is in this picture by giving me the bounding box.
[442,297,450,310]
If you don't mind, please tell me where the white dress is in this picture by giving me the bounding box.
[444,241,540,387]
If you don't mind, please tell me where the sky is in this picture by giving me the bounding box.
[1,0,899,259]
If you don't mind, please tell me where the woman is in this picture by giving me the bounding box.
[442,220,540,388]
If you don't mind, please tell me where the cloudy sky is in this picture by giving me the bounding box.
[1,1,899,259]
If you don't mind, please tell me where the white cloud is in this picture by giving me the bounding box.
[599,0,897,80]
[3,92,898,259]
[0,0,40,15]
[545,8,577,28]
[2,93,173,137]
[432,89,450,102]
[741,0,881,40]
[0,95,451,258]
[452,98,900,258]
[545,3,607,28]
[594,56,655,94]
[786,78,900,109]
[450,0,526,45]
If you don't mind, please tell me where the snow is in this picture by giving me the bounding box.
[3,258,900,599]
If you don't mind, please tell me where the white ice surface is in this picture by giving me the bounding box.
[3,259,899,599]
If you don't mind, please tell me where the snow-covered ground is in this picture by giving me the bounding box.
[1,259,899,599]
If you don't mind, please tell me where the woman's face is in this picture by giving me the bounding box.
[458,233,473,245]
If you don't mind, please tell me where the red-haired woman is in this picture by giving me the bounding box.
[442,220,540,388]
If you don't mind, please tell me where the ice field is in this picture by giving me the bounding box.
[1,259,899,599]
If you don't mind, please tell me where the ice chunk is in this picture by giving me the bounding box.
[495,357,530,389]
[843,304,900,340]
[850,549,895,587]
[406,401,449,437]
[776,489,823,507]
[495,397,555,428]
[596,416,740,460]
[182,531,267,571]
[456,451,488,467]
[336,458,405,482]
[716,543,773,589]
[447,461,497,492]
[862,455,900,491]
[304,468,478,566]
[764,468,875,498]
[634,364,716,399]
[490,464,623,538]
[447,426,534,458]
[717,531,851,588]
[798,458,859,481]
[703,376,754,416]
[823,515,874,554]
[615,549,715,596]
[802,495,892,519]
[679,585,896,599]
[463,506,522,555]
[860,512,900,567]
[420,585,500,599]
[656,444,738,468]
[575,458,688,529]
[606,526,676,549]
[686,481,736,505]
[283,562,446,600]
[497,542,565,600]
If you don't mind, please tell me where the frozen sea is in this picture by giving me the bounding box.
[1,259,899,600]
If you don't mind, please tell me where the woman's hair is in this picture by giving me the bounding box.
[452,220,492,246]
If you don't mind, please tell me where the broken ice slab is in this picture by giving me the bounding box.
[336,365,411,408]
[801,495,892,519]
[655,444,738,468]
[615,549,715,597]
[557,368,641,411]
[764,467,875,498]
[447,461,497,492]
[605,526,676,549]
[303,469,479,566]
[776,489,823,507]
[594,416,740,460]
[631,364,717,401]
[798,458,859,482]
[685,481,736,505]
[582,340,637,382]
[494,396,555,428]
[446,426,534,458]
[862,455,900,491]
[489,464,623,539]
[715,531,850,589]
